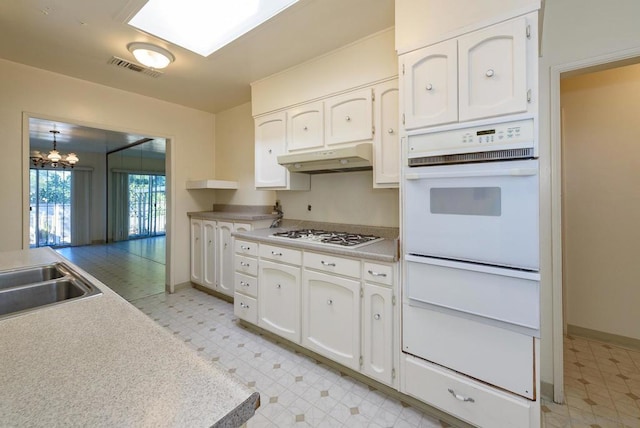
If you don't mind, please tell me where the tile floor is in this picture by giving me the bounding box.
[542,336,640,428]
[54,238,640,427]
[56,236,166,301]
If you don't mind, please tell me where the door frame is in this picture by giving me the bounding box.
[549,46,640,403]
[22,112,177,292]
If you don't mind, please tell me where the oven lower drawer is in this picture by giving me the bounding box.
[405,255,540,331]
[403,304,535,399]
[402,355,534,428]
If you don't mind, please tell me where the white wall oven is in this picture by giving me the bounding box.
[401,119,540,400]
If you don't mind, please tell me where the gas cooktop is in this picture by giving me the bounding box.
[271,229,383,248]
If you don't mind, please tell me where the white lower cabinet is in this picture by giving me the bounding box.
[234,293,257,324]
[258,260,301,343]
[190,218,216,290]
[302,269,361,370]
[362,282,394,385]
[217,222,234,296]
[190,218,203,285]
[403,355,535,428]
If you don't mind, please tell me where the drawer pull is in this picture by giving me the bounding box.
[240,262,250,267]
[321,261,336,267]
[240,245,251,250]
[367,270,387,278]
[448,388,475,403]
[485,69,495,78]
[374,313,381,320]
[239,281,249,287]
[426,83,433,91]
[271,251,283,256]
[276,284,281,289]
[327,299,333,305]
[345,115,351,122]
[240,302,250,309]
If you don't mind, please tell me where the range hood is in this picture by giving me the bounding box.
[277,143,372,174]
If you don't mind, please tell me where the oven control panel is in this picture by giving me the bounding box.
[408,118,535,160]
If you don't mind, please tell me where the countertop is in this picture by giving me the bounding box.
[233,221,400,263]
[188,211,278,222]
[0,248,259,427]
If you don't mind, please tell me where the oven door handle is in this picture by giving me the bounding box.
[405,167,537,180]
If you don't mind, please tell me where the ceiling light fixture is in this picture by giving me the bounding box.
[31,130,79,169]
[127,42,175,69]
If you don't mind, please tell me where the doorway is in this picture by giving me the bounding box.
[27,116,171,300]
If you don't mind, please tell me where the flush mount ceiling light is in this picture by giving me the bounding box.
[31,130,79,169]
[127,0,300,57]
[127,42,175,69]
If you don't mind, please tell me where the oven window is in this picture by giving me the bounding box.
[430,187,501,216]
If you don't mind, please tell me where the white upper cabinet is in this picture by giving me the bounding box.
[401,12,536,130]
[373,80,400,187]
[458,16,528,121]
[324,88,373,146]
[287,101,324,151]
[254,112,310,190]
[402,40,458,130]
[255,112,287,188]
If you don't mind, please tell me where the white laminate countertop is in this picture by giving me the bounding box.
[0,248,258,427]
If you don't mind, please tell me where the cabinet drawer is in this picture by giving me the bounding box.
[235,255,258,276]
[403,355,533,428]
[304,252,360,278]
[403,304,534,399]
[235,239,258,257]
[363,262,393,286]
[234,293,257,324]
[235,273,257,298]
[259,244,302,265]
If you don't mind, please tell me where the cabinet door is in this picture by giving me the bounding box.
[259,260,301,343]
[373,81,399,188]
[202,220,216,290]
[324,88,373,146]
[255,112,287,188]
[458,16,527,121]
[189,218,203,285]
[287,101,324,151]
[216,221,234,296]
[402,40,458,129]
[362,283,393,386]
[302,270,361,370]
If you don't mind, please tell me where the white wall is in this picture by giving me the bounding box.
[214,102,276,207]
[251,28,397,116]
[561,64,640,341]
[0,58,216,286]
[277,171,399,227]
[538,0,640,388]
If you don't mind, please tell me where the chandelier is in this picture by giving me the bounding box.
[30,130,79,169]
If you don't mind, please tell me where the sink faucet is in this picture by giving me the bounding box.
[270,200,283,228]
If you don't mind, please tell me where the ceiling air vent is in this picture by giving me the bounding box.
[107,56,163,78]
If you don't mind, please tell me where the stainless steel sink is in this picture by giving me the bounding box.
[0,263,102,319]
[0,264,66,290]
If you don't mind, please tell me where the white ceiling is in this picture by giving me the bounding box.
[4,0,394,155]
[0,0,395,114]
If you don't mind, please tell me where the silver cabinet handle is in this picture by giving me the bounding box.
[239,281,249,287]
[240,245,250,250]
[271,251,283,256]
[268,149,272,154]
[303,126,308,131]
[321,261,336,267]
[367,270,387,277]
[426,83,433,91]
[224,243,228,249]
[327,299,333,305]
[387,128,394,134]
[485,69,495,77]
[240,262,250,267]
[276,284,281,289]
[345,116,351,121]
[374,314,381,320]
[240,302,250,309]
[195,237,199,241]
[448,388,475,403]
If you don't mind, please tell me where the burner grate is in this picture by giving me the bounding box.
[271,229,383,248]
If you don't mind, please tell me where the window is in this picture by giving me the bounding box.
[30,169,72,247]
[128,174,166,238]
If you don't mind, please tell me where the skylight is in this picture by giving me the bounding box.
[128,0,300,57]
